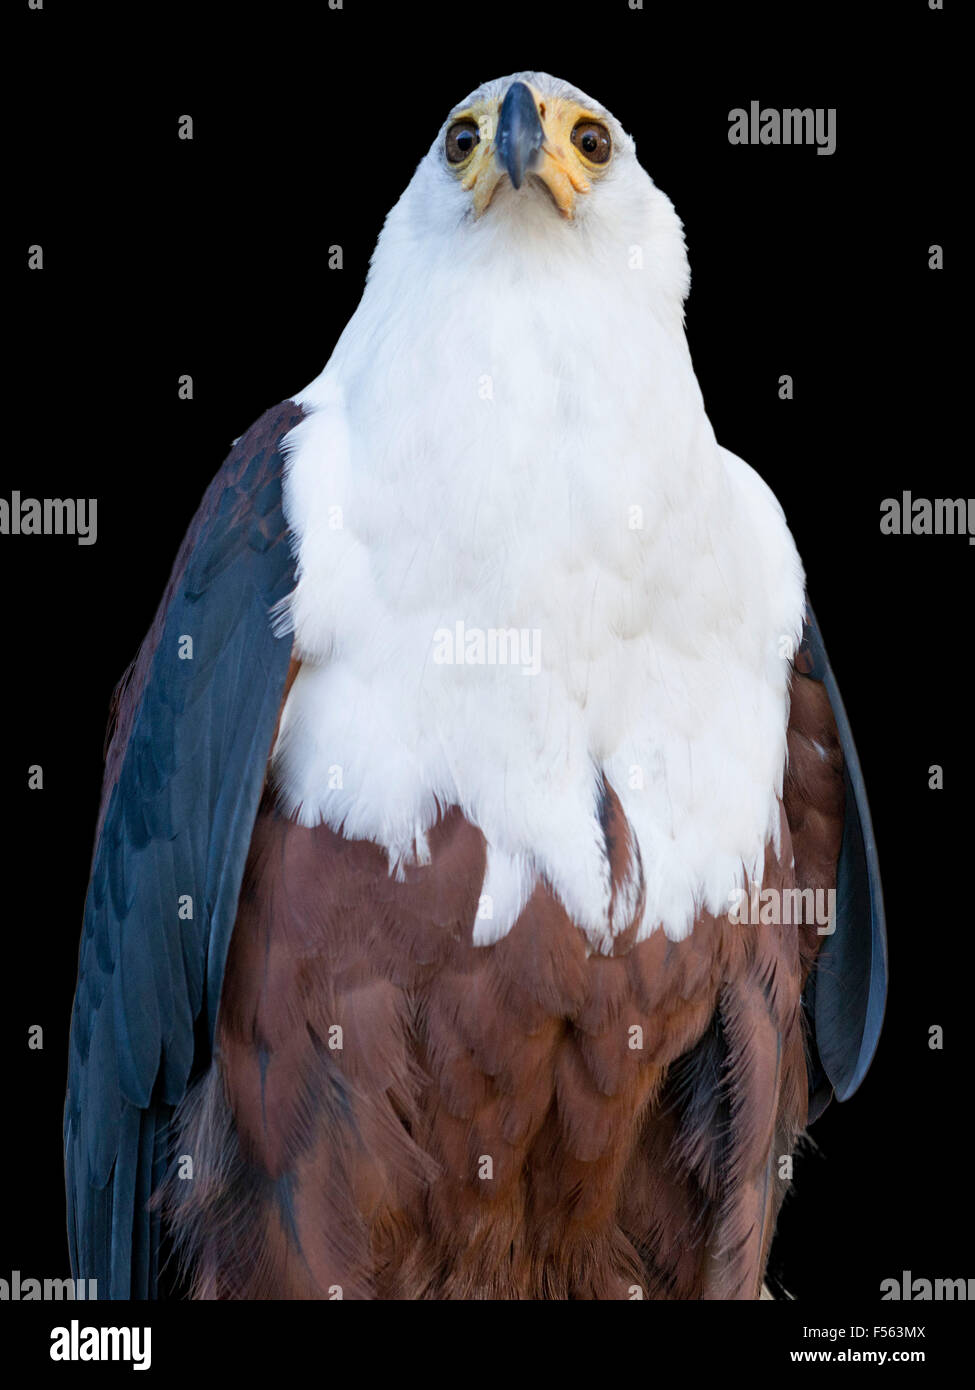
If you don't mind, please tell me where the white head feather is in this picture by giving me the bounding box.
[277,72,806,952]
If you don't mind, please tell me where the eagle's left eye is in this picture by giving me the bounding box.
[571,120,612,165]
[446,120,480,164]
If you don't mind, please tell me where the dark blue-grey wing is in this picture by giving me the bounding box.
[64,401,304,1298]
[798,603,888,1121]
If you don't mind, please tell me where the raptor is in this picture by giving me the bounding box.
[65,71,886,1300]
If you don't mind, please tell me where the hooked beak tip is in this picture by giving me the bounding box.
[496,81,544,191]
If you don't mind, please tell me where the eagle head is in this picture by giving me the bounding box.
[375,71,691,325]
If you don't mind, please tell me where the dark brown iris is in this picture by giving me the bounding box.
[571,120,612,165]
[445,119,480,164]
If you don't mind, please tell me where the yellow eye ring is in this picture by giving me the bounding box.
[446,119,480,165]
[571,120,612,166]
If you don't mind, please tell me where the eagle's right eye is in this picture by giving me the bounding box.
[446,120,479,165]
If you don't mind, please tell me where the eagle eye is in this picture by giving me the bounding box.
[571,120,612,165]
[446,120,480,165]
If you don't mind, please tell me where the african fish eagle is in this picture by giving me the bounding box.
[65,71,887,1300]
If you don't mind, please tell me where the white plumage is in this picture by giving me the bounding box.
[272,71,806,953]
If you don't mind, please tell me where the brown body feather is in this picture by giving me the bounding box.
[160,666,844,1299]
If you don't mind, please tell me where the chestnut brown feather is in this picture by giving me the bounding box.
[159,665,845,1299]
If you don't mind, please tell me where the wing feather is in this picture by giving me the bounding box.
[794,602,888,1117]
[64,400,304,1298]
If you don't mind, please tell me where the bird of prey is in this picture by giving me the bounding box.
[65,71,886,1301]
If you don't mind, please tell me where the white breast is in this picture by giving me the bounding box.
[272,211,805,953]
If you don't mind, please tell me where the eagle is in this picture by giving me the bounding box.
[65,71,886,1301]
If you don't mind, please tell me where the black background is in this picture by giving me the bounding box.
[5,0,968,1348]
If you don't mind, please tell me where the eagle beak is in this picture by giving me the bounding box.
[466,83,592,220]
[495,81,544,190]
